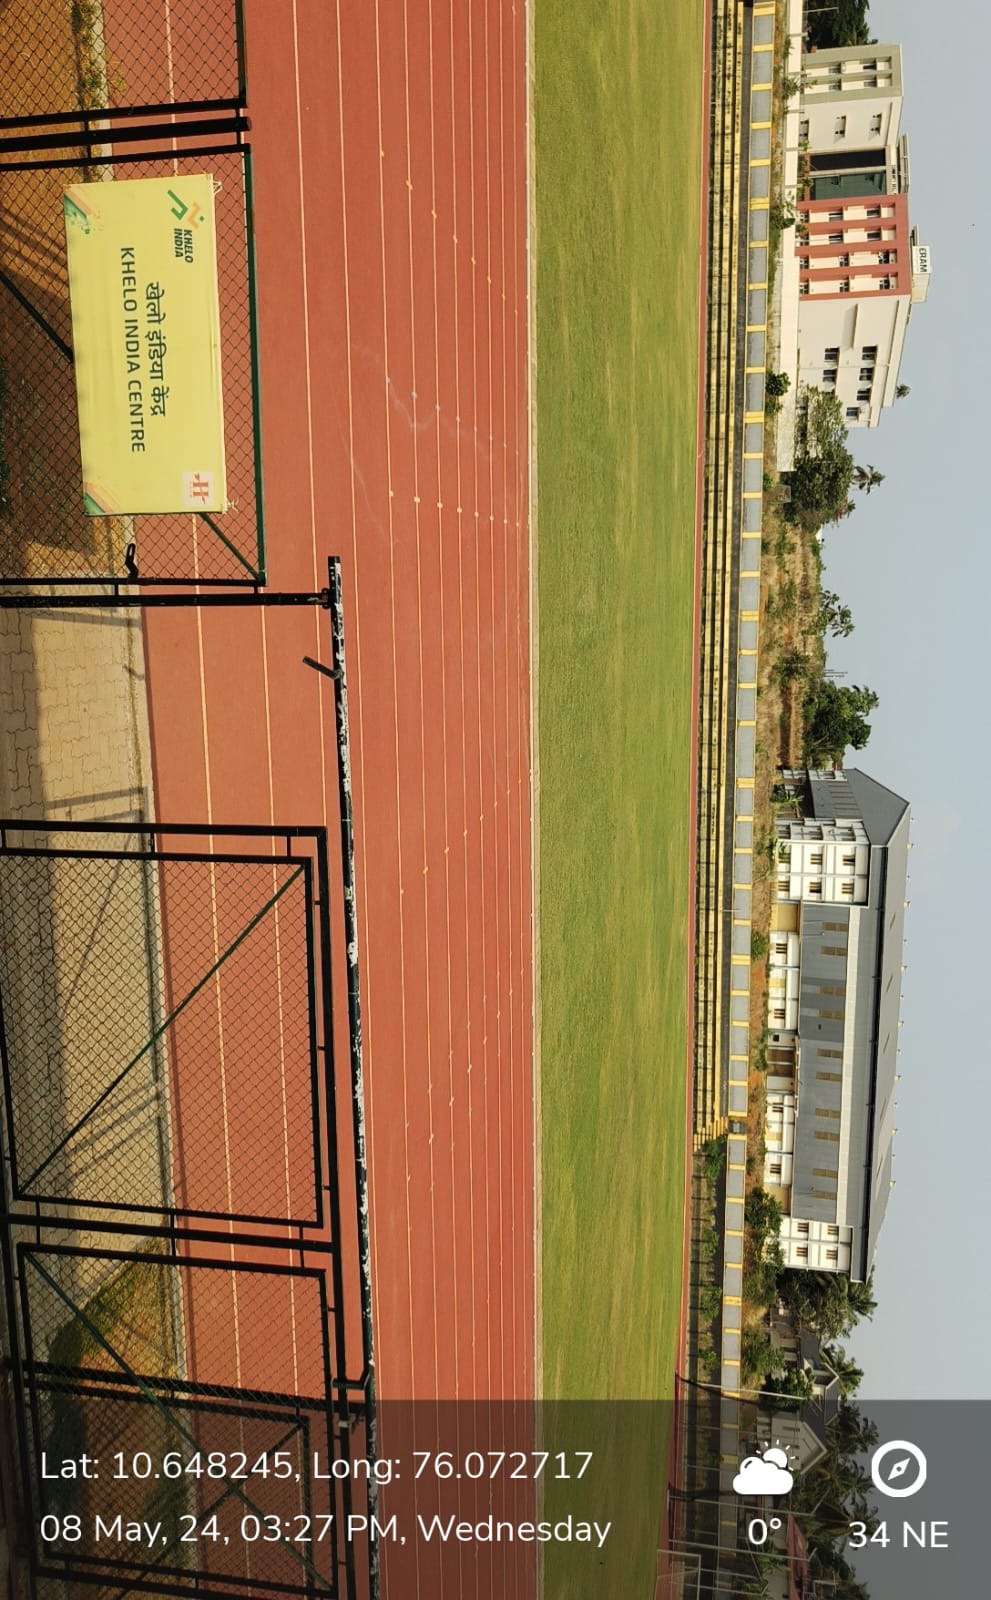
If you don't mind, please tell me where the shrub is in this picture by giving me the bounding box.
[699,1284,723,1323]
[741,1329,782,1384]
[745,1187,784,1239]
[750,930,769,962]
[774,648,810,688]
[701,1135,727,1185]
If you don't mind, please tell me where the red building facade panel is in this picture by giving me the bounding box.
[796,191,910,300]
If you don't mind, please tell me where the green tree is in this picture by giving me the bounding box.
[844,1275,878,1321]
[803,681,879,765]
[852,462,885,494]
[815,591,855,639]
[785,390,856,533]
[774,647,810,687]
[764,1365,816,1406]
[745,1187,784,1239]
[806,0,873,51]
[778,1271,877,1342]
[741,1328,784,1384]
[895,383,911,399]
[822,1343,865,1396]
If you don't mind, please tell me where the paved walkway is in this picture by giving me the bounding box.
[0,599,168,1594]
[0,603,153,820]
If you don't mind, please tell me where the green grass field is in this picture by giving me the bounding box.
[533,0,705,1586]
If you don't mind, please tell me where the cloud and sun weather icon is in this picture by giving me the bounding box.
[733,1445,795,1497]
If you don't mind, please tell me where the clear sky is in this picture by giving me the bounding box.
[809,0,991,1399]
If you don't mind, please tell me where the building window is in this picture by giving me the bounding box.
[828,210,843,221]
[838,279,851,293]
[824,347,840,363]
[834,116,847,136]
[842,854,856,867]
[812,1168,838,1179]
[823,368,838,385]
[827,1226,840,1238]
[796,1246,809,1261]
[842,881,855,896]
[826,1248,839,1263]
[808,881,823,897]
[775,940,788,955]
[770,1162,782,1177]
[799,256,810,271]
[773,1007,786,1023]
[799,282,809,296]
[799,119,810,139]
[823,921,847,933]
[877,251,893,265]
[845,406,860,420]
[866,229,882,242]
[797,1222,810,1236]
[869,114,883,135]
[858,368,873,382]
[857,388,871,402]
[820,983,845,997]
[815,1132,840,1144]
[812,1187,837,1199]
[861,347,878,362]
[865,209,881,220]
[878,276,892,290]
[816,1107,842,1120]
[818,1047,843,1059]
[828,232,843,244]
[817,1070,842,1083]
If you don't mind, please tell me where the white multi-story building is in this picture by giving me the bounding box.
[775,39,930,462]
[762,769,910,1281]
[799,44,903,152]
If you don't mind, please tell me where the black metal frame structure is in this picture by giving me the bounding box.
[0,799,376,1596]
[6,1237,371,1599]
[0,821,331,1232]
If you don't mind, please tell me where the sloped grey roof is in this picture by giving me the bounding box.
[802,768,911,1278]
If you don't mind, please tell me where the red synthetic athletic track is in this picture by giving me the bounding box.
[126,1,534,1595]
[658,3,713,1589]
[142,0,533,1403]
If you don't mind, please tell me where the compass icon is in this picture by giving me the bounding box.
[870,1440,927,1499]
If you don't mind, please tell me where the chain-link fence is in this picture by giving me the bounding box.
[6,1235,374,1598]
[0,0,245,123]
[0,825,329,1230]
[0,820,375,1597]
[0,142,264,587]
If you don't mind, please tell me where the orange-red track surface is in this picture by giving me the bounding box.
[140,0,534,1430]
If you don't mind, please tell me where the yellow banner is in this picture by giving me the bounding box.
[64,174,227,515]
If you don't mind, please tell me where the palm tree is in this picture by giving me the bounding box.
[844,1274,877,1321]
[821,1342,864,1396]
[852,464,885,494]
[895,383,911,399]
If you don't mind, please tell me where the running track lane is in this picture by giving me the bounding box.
[136,1,534,1593]
[658,0,712,1589]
